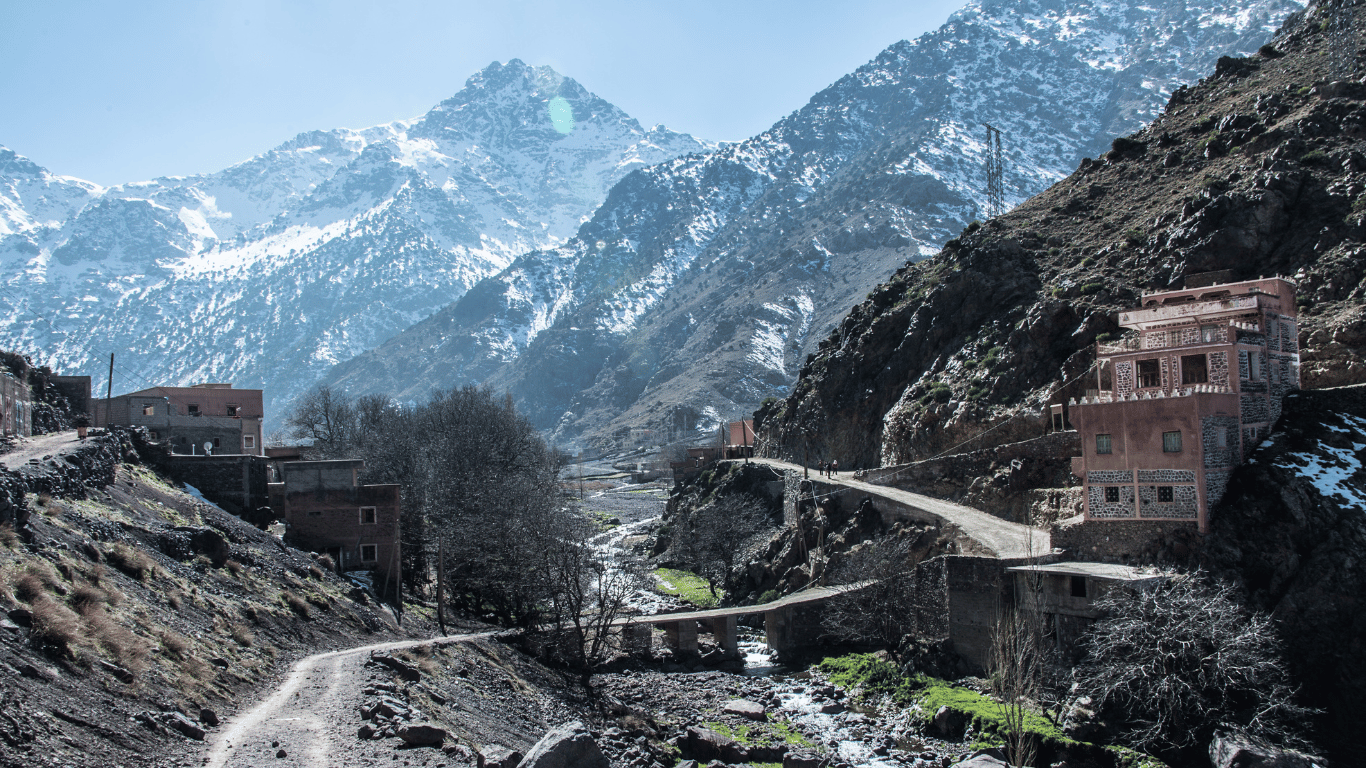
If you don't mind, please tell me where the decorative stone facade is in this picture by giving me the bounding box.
[1088,484,1135,518]
[1069,277,1298,536]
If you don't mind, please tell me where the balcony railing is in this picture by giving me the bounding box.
[1070,383,1234,406]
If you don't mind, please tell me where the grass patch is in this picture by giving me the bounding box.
[654,568,719,607]
[105,543,155,581]
[819,654,1066,753]
[281,590,311,619]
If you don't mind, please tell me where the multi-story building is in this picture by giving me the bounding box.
[269,459,401,595]
[97,383,264,455]
[1068,276,1299,532]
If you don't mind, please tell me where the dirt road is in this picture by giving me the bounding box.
[204,632,493,768]
[0,429,86,470]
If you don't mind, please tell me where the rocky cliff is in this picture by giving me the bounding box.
[757,2,1366,472]
[1202,383,1366,764]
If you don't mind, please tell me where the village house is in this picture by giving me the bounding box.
[721,418,755,459]
[1006,561,1164,659]
[269,458,401,596]
[1067,276,1299,533]
[97,383,264,455]
[0,371,32,438]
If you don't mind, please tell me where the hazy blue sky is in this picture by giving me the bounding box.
[0,1,965,186]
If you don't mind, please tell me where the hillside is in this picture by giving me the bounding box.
[0,429,426,766]
[321,0,1302,449]
[0,60,710,419]
[756,2,1366,470]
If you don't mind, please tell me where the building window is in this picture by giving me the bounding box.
[1095,433,1113,454]
[1180,354,1208,384]
[1137,359,1160,388]
[1104,486,1120,503]
[1217,427,1228,449]
[360,506,377,524]
[360,545,377,562]
[244,435,255,449]
[227,405,239,417]
[1248,351,1262,380]
[212,437,221,449]
[187,404,200,415]
[142,405,155,416]
[1163,431,1183,452]
[1070,575,1087,598]
[1157,486,1174,502]
[1201,324,1221,343]
[149,431,160,440]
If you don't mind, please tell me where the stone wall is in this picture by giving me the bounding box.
[1201,414,1242,468]
[1052,516,1200,563]
[1087,483,1135,518]
[165,455,271,525]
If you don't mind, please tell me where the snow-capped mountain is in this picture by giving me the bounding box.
[322,0,1303,447]
[0,59,711,418]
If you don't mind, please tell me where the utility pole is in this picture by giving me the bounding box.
[984,123,1005,219]
[436,535,446,636]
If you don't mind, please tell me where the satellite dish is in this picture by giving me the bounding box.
[203,442,214,454]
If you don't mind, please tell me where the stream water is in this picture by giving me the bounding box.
[575,460,929,767]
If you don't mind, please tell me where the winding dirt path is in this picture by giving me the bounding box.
[204,632,493,768]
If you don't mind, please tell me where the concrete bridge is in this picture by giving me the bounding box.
[614,582,868,660]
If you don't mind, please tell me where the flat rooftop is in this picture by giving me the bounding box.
[1005,561,1164,582]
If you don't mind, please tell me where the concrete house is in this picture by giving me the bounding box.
[97,383,264,455]
[721,419,755,459]
[269,459,401,594]
[1068,276,1299,533]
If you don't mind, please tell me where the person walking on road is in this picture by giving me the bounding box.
[831,459,838,478]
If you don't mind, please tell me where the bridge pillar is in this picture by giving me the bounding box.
[624,623,652,657]
[664,620,698,656]
[715,614,740,659]
[764,608,792,657]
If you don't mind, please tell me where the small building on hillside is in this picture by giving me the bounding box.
[97,383,264,456]
[1006,561,1164,659]
[0,371,31,438]
[721,419,755,459]
[269,459,401,595]
[1068,276,1298,534]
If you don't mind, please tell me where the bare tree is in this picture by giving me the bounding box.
[990,602,1045,768]
[672,492,772,597]
[821,537,918,655]
[1072,571,1315,756]
[284,385,356,454]
[544,516,646,673]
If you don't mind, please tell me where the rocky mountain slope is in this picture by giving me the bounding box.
[0,61,710,418]
[1202,383,1366,764]
[322,0,1301,448]
[756,2,1366,470]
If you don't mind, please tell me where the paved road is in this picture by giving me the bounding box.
[204,632,493,768]
[747,458,1051,560]
[0,429,87,470]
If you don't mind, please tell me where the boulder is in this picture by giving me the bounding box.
[949,755,1007,768]
[518,720,609,768]
[477,744,523,768]
[357,724,377,739]
[784,753,825,768]
[397,723,446,746]
[199,708,219,727]
[721,699,768,721]
[1209,731,1319,768]
[371,652,421,681]
[930,705,969,740]
[158,711,206,741]
[682,725,739,763]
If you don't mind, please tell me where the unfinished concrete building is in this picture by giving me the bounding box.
[97,383,264,456]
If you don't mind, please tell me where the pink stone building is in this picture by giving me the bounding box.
[1069,277,1299,532]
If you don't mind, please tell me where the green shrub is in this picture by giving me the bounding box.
[965,220,982,234]
[759,589,779,604]
[1080,283,1105,295]
[1123,228,1145,246]
[920,382,953,406]
[1301,150,1327,165]
[1079,256,1096,268]
[984,346,1005,365]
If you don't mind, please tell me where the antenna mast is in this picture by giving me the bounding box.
[984,123,1005,219]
